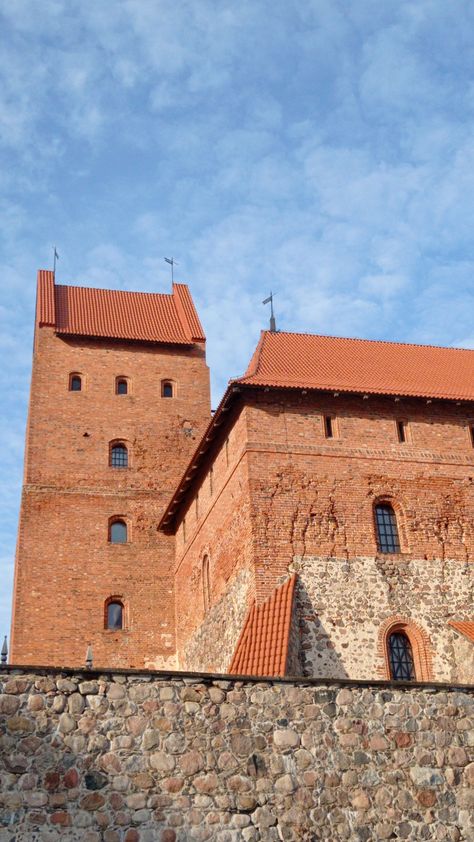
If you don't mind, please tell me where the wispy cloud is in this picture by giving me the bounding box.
[1,0,474,636]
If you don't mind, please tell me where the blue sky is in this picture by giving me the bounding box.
[2,0,474,644]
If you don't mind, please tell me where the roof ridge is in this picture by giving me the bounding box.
[261,329,474,354]
[55,283,171,300]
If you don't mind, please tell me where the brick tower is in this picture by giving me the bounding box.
[10,270,210,668]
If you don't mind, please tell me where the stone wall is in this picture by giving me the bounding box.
[173,408,257,669]
[180,568,252,673]
[1,667,473,842]
[293,555,473,682]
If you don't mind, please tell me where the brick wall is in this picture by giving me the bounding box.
[173,409,256,671]
[11,326,211,669]
[0,666,473,841]
[170,390,474,681]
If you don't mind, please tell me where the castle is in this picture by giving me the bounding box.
[10,270,474,684]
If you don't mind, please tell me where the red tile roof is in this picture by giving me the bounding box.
[229,575,297,677]
[449,620,474,643]
[237,330,474,402]
[159,327,474,533]
[36,270,205,344]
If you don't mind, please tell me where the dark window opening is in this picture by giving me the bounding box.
[388,632,415,680]
[110,444,128,468]
[110,520,127,543]
[324,416,334,438]
[116,379,128,395]
[209,466,214,496]
[106,601,123,630]
[397,420,407,443]
[70,375,82,392]
[202,555,210,613]
[470,426,474,448]
[162,381,173,398]
[375,503,400,553]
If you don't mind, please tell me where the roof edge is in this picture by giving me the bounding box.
[172,283,206,342]
[37,269,56,327]
[228,574,298,677]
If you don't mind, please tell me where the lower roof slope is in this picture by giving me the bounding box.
[237,330,474,402]
[229,575,297,678]
[449,621,474,644]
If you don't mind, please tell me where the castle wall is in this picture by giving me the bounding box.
[170,390,474,680]
[173,409,256,672]
[294,556,472,682]
[0,667,473,842]
[244,392,474,681]
[11,328,210,669]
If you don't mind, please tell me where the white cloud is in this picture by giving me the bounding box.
[2,0,474,640]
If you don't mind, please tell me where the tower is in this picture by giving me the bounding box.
[10,270,211,668]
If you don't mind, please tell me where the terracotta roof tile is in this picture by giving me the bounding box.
[229,575,297,677]
[449,620,474,643]
[236,330,474,402]
[36,270,205,344]
[37,270,55,326]
[173,283,206,341]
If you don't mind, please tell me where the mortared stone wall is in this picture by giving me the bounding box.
[0,667,473,841]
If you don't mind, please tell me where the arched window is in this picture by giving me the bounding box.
[109,519,127,544]
[379,618,433,682]
[162,380,173,398]
[116,378,128,395]
[106,600,123,630]
[69,374,82,391]
[202,555,210,612]
[110,443,128,468]
[388,631,415,680]
[375,503,400,553]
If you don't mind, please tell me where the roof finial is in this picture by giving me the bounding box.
[1,635,7,667]
[53,246,59,278]
[164,257,178,285]
[262,292,277,332]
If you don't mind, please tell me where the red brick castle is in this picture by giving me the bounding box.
[10,271,474,683]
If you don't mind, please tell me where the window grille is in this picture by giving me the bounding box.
[110,444,128,468]
[107,602,123,630]
[375,503,400,553]
[388,632,415,680]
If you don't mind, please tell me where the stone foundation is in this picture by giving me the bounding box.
[292,555,473,682]
[0,667,473,841]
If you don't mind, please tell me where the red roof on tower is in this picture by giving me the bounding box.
[36,270,205,344]
[237,330,474,402]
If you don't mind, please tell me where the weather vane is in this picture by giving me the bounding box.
[164,257,178,284]
[53,246,59,277]
[262,291,277,332]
